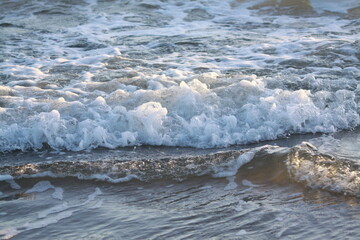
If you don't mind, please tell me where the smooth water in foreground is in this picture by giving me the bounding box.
[1,131,360,240]
[1,0,360,239]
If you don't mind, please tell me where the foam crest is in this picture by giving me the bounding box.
[213,146,265,177]
[0,75,359,151]
[287,143,360,196]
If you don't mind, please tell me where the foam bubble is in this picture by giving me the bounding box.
[25,180,64,200]
[23,210,74,230]
[85,187,102,203]
[224,176,238,190]
[38,203,69,219]
[90,199,104,209]
[52,187,64,200]
[25,181,54,194]
[199,185,212,190]
[241,179,260,187]
[236,229,248,236]
[5,179,21,190]
[0,175,13,181]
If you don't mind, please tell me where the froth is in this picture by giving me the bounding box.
[0,0,359,152]
[1,75,359,151]
[287,142,360,196]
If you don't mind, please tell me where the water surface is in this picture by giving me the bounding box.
[1,0,360,239]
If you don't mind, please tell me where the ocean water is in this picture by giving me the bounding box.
[0,0,360,239]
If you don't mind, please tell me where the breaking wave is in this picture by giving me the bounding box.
[0,0,359,152]
[287,142,360,197]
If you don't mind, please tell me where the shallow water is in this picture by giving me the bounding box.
[2,139,360,240]
[1,0,360,239]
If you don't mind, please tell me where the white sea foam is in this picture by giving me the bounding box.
[0,0,358,152]
[224,176,238,190]
[78,174,140,183]
[25,180,64,200]
[287,142,360,196]
[38,203,69,219]
[0,174,13,181]
[86,187,102,202]
[90,199,104,209]
[52,187,64,200]
[25,181,55,194]
[242,179,260,187]
[0,74,358,151]
[236,229,248,236]
[213,146,267,178]
[9,170,138,184]
[5,179,21,190]
[199,185,213,190]
[1,186,104,239]
[24,210,74,230]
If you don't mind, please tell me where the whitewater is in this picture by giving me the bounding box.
[0,0,359,151]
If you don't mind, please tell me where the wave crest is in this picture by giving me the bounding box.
[287,142,360,196]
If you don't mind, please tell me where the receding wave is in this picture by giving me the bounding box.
[2,143,360,197]
[0,148,259,183]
